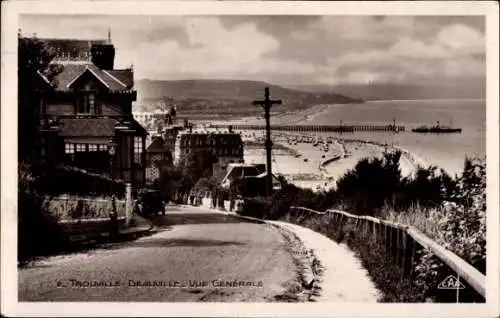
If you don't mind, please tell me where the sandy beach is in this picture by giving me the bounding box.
[241,130,418,192]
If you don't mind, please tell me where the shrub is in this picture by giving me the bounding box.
[238,197,271,219]
[33,165,125,198]
[414,157,486,301]
[335,151,402,215]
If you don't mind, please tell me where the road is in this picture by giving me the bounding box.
[18,205,298,302]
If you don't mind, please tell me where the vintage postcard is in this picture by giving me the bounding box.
[1,1,499,317]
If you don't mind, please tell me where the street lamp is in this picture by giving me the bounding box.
[108,136,118,237]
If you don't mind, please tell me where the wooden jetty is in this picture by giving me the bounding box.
[210,124,406,133]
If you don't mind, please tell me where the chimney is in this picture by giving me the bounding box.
[91,43,115,70]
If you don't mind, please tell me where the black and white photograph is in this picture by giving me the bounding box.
[1,1,499,317]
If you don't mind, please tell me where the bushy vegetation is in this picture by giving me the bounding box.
[238,151,457,219]
[235,152,486,302]
[155,149,218,200]
[413,157,486,301]
[33,164,126,198]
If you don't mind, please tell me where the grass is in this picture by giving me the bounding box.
[379,203,440,240]
[344,228,423,302]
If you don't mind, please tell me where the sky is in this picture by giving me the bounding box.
[19,15,485,86]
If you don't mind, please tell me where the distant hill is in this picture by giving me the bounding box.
[288,82,485,101]
[134,79,363,114]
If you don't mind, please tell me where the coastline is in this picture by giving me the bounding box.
[200,98,484,191]
[243,131,419,192]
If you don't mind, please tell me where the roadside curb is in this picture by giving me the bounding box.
[68,218,154,244]
[189,204,266,224]
[68,226,154,244]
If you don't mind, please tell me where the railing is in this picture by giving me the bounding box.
[289,206,486,301]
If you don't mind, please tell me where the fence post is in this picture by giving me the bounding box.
[391,227,398,262]
[397,228,403,270]
[384,224,390,259]
[125,183,132,227]
[388,226,395,261]
[402,232,414,279]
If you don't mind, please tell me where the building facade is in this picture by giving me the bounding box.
[145,136,173,183]
[34,36,148,186]
[173,130,244,175]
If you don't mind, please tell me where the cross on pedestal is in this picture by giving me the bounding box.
[253,87,282,197]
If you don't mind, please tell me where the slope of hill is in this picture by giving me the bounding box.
[289,82,485,101]
[134,79,363,115]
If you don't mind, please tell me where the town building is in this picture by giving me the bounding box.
[220,163,282,192]
[33,33,148,186]
[173,128,244,175]
[145,136,173,183]
[133,110,170,133]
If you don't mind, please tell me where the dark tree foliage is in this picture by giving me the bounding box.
[156,150,217,198]
[334,151,402,215]
[397,166,455,209]
[18,34,56,164]
[180,150,217,186]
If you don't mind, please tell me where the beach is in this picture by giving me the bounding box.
[205,99,484,191]
[241,131,417,191]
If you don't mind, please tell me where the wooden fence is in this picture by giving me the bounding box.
[289,206,486,302]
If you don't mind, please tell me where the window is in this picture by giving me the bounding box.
[76,92,98,114]
[75,144,86,152]
[65,143,74,154]
[88,144,98,152]
[134,136,143,164]
[99,144,107,151]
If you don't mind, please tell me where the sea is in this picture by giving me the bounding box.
[240,99,486,177]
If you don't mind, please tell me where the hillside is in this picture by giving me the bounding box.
[134,79,363,116]
[289,82,485,101]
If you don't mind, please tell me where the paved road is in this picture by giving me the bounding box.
[18,205,297,302]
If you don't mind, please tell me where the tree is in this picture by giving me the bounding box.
[156,150,217,200]
[18,34,58,166]
[179,150,217,185]
[334,151,405,215]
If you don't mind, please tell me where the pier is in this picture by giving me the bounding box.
[209,124,406,133]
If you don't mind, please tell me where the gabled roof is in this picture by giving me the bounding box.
[146,137,169,153]
[39,62,133,92]
[106,70,134,89]
[220,164,260,186]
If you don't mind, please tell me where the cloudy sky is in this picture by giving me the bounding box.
[20,15,485,86]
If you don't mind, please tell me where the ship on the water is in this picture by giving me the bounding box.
[412,121,462,133]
